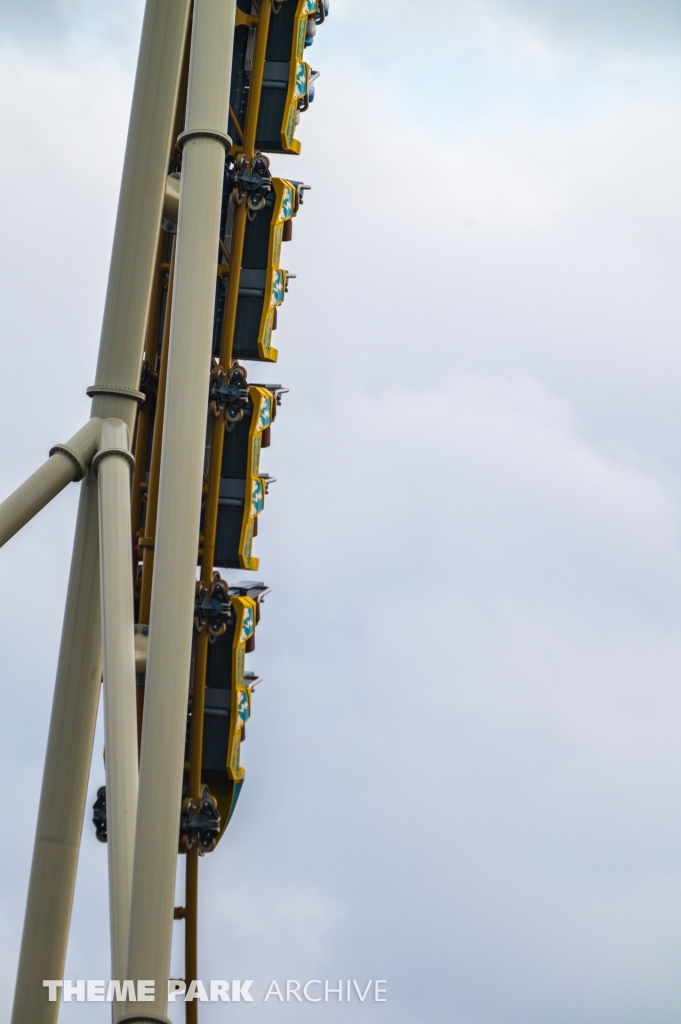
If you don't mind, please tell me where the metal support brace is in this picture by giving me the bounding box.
[0,418,101,550]
[96,419,139,1006]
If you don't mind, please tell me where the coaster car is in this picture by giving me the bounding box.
[212,372,287,570]
[229,0,328,156]
[200,580,270,838]
[235,177,304,363]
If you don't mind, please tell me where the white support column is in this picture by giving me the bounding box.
[122,3,237,1020]
[95,419,138,1004]
[10,472,101,1024]
[10,3,190,1022]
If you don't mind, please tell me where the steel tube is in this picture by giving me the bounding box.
[90,0,191,439]
[0,417,101,550]
[10,472,102,1024]
[124,3,237,1019]
[96,419,138,1006]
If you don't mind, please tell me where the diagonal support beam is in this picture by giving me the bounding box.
[0,417,101,550]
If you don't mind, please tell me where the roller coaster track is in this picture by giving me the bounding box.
[0,2,329,1022]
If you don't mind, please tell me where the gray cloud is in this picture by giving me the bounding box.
[0,0,63,36]
[496,0,681,48]
[4,0,680,51]
[0,0,142,41]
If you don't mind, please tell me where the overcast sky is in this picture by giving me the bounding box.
[0,2,680,1022]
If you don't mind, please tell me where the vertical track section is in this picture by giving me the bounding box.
[182,5,274,1016]
[123,4,238,1020]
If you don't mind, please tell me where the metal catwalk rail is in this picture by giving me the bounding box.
[0,1,329,1022]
